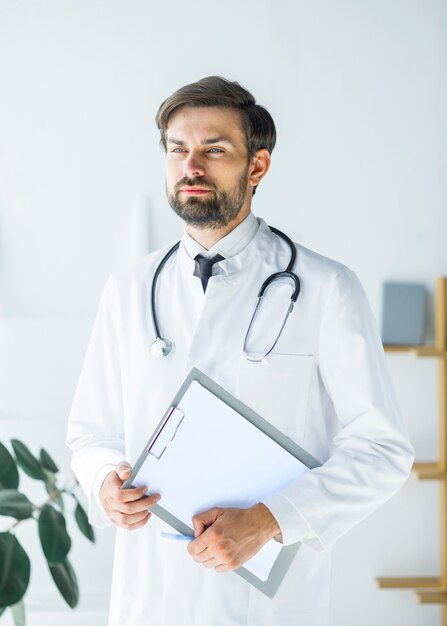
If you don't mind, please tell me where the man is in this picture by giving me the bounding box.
[66,76,414,626]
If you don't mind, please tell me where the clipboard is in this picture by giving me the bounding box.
[123,367,321,598]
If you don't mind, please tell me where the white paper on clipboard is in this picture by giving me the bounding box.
[130,380,309,582]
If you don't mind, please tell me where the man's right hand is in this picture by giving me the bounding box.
[99,462,160,530]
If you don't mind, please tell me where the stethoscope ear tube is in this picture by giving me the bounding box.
[268,226,296,272]
[243,295,296,362]
[258,271,300,302]
[245,267,300,361]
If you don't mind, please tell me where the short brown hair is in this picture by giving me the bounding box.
[155,76,276,159]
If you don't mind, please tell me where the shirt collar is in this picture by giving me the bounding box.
[181,211,259,260]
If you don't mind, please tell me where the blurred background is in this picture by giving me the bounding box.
[0,1,446,624]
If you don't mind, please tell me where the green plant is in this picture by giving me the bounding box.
[0,439,95,624]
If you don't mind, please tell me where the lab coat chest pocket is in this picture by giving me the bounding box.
[235,353,314,441]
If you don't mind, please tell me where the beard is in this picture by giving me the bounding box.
[167,166,250,230]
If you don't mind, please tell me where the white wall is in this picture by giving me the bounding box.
[0,1,446,624]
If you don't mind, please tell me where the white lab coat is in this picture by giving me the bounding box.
[66,218,414,626]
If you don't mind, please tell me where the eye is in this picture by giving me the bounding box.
[172,148,186,153]
[207,148,224,154]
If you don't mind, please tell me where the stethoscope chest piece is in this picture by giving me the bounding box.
[149,337,174,358]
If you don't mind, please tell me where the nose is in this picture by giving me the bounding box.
[183,151,205,179]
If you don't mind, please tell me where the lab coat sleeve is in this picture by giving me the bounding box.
[66,273,126,528]
[262,268,414,551]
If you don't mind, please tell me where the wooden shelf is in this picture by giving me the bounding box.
[377,577,441,590]
[378,277,447,622]
[413,462,447,481]
[418,591,447,605]
[384,345,447,358]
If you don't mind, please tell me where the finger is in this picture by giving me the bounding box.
[115,462,132,481]
[192,508,222,537]
[214,561,239,573]
[188,541,211,561]
[127,511,152,531]
[114,493,161,515]
[201,556,222,569]
[191,545,229,568]
[113,508,152,528]
[115,484,149,502]
[189,521,222,555]
[192,516,206,537]
[188,534,210,557]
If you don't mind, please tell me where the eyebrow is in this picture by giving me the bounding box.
[167,136,234,146]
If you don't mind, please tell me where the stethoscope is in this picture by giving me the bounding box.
[149,226,300,363]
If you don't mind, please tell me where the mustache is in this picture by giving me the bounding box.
[174,177,217,193]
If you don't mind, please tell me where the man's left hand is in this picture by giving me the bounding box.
[187,504,281,572]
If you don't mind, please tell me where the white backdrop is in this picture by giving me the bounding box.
[1,1,446,625]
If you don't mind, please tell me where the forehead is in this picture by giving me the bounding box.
[166,106,246,144]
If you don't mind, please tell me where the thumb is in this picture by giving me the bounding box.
[192,508,223,537]
[115,462,132,482]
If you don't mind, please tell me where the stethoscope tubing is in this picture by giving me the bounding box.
[149,226,300,359]
[150,241,180,340]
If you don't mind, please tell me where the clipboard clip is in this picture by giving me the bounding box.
[147,406,185,459]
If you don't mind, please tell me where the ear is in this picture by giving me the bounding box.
[248,149,271,191]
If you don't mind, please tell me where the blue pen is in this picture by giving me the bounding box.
[160,532,194,542]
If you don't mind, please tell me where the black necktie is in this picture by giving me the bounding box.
[195,254,224,292]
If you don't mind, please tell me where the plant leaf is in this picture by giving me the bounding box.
[0,491,33,520]
[0,443,19,490]
[38,504,71,563]
[10,599,26,626]
[43,476,65,513]
[0,533,30,607]
[43,478,55,497]
[74,502,95,543]
[10,440,46,481]
[53,492,65,514]
[48,559,79,608]
[39,449,59,473]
